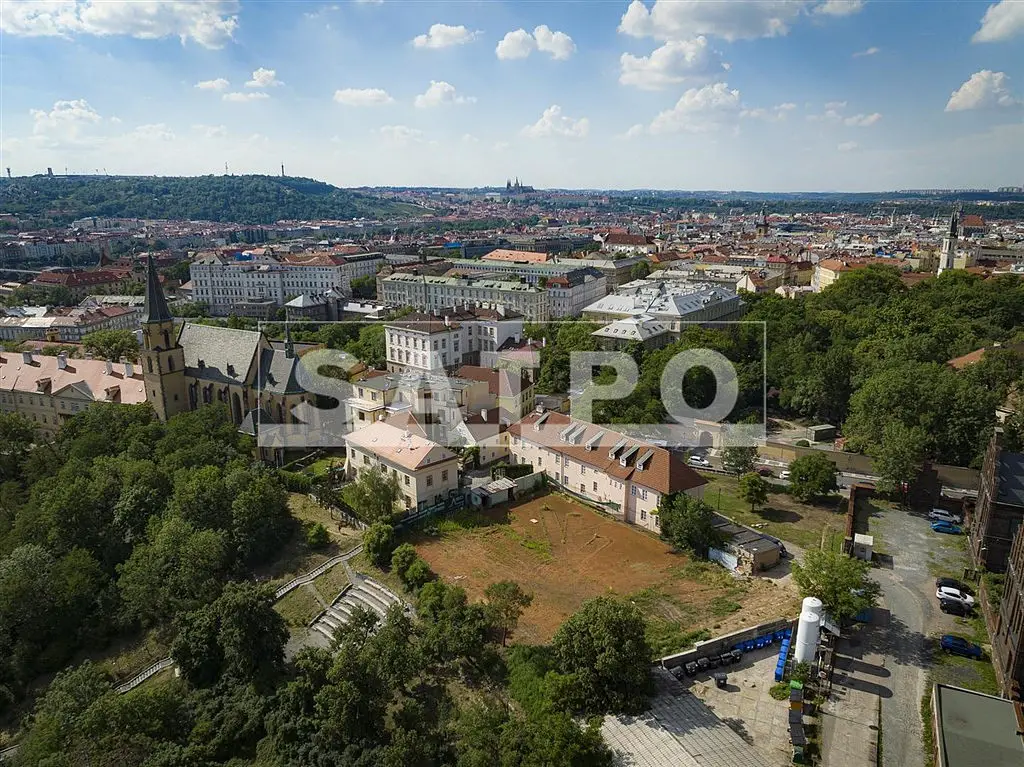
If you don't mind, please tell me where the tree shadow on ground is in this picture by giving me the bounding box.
[760,507,802,524]
[721,717,756,745]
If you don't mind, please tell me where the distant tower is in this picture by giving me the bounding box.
[755,205,770,237]
[506,178,512,192]
[5,168,10,179]
[889,207,897,229]
[140,256,188,421]
[46,167,54,177]
[937,204,960,276]
[281,163,285,178]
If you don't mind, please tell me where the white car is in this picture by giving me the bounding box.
[936,586,975,607]
[688,455,711,468]
[779,470,791,480]
[928,509,963,525]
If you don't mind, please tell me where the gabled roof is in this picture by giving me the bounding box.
[345,420,457,471]
[508,411,705,495]
[178,323,262,385]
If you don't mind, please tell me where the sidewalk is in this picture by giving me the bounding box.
[820,631,884,767]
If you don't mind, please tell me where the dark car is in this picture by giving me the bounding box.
[939,597,972,617]
[939,635,983,659]
[935,577,974,595]
[756,467,774,477]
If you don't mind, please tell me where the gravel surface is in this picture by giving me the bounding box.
[868,506,967,767]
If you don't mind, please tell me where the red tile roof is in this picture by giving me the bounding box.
[508,410,706,496]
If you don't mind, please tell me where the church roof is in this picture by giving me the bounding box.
[178,323,261,385]
[143,255,173,324]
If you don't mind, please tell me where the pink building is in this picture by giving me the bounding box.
[507,411,706,532]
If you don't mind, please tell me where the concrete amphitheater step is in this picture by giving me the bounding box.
[314,622,336,642]
[345,589,388,617]
[361,579,401,607]
[351,585,392,614]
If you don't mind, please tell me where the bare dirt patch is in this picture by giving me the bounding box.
[414,493,799,647]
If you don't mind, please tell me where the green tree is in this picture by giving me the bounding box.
[402,557,434,591]
[787,452,838,502]
[722,446,757,475]
[657,492,722,558]
[363,522,395,567]
[871,421,928,502]
[345,324,386,369]
[390,542,417,579]
[82,329,140,362]
[550,596,652,715]
[0,412,35,482]
[738,472,770,513]
[417,580,493,668]
[791,548,880,623]
[630,260,651,281]
[342,466,401,524]
[171,582,287,689]
[306,522,329,548]
[351,275,376,299]
[484,580,534,646]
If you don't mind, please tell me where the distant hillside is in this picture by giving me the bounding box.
[0,174,429,225]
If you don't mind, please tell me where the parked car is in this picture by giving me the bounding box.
[939,598,972,617]
[939,635,983,659]
[931,521,963,535]
[756,466,774,477]
[928,509,963,525]
[936,586,975,607]
[688,455,711,468]
[935,577,973,595]
[779,470,791,480]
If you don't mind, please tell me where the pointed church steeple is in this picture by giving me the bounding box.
[143,255,172,324]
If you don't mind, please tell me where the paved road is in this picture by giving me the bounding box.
[867,506,967,767]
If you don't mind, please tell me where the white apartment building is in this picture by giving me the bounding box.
[546,268,608,317]
[507,411,706,533]
[344,420,460,511]
[384,307,525,374]
[0,305,139,343]
[189,251,352,316]
[380,273,549,322]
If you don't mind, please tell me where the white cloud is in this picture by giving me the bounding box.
[192,124,228,138]
[493,141,510,151]
[379,125,424,143]
[246,68,281,88]
[814,0,864,17]
[825,100,847,110]
[946,70,1020,111]
[648,82,742,134]
[619,37,726,90]
[412,23,478,49]
[461,134,480,144]
[619,123,647,139]
[195,77,230,91]
[740,102,797,121]
[495,29,534,59]
[844,112,881,126]
[130,123,175,141]
[852,46,879,57]
[333,88,394,106]
[973,0,1024,43]
[414,81,475,108]
[223,91,269,102]
[618,0,862,42]
[0,0,240,49]
[837,141,859,152]
[496,25,575,60]
[533,25,576,60]
[522,105,590,139]
[30,99,102,134]
[354,0,384,4]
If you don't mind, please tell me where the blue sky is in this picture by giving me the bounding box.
[1,0,1023,191]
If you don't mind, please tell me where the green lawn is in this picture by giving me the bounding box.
[311,564,350,602]
[700,475,847,550]
[274,586,323,627]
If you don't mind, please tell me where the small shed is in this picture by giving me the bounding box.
[852,533,874,562]
[469,477,516,508]
[807,424,837,443]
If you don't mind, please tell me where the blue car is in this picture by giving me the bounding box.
[939,635,983,659]
[931,521,962,535]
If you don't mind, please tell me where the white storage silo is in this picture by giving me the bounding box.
[793,610,820,665]
[802,596,823,619]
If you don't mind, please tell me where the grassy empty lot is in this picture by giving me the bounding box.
[700,474,848,549]
[411,493,799,652]
[274,585,323,627]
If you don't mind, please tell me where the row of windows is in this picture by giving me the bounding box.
[0,393,81,412]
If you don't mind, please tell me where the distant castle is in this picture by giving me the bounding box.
[504,177,535,196]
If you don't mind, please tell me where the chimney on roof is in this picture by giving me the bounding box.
[120,356,134,377]
[481,408,488,422]
[57,352,68,370]
[105,359,113,375]
[444,315,450,328]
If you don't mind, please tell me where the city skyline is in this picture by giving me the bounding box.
[2,0,1023,190]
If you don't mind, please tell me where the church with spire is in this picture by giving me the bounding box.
[937,204,961,276]
[139,256,313,460]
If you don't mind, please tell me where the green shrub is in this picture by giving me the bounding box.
[306,522,329,549]
[795,439,811,447]
[391,543,417,579]
[278,470,312,493]
[769,682,790,700]
[362,523,395,567]
[403,557,434,590]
